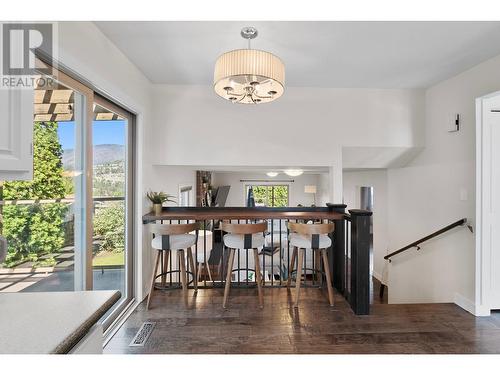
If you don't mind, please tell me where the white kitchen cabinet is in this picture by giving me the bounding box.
[0,87,34,181]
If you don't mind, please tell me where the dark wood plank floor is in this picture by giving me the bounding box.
[105,286,500,354]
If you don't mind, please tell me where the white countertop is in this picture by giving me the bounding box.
[0,290,121,354]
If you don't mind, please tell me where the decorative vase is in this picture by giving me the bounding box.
[153,203,163,215]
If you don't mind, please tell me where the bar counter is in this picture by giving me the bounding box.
[142,206,344,223]
[141,205,371,315]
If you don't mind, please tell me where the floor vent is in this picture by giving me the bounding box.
[129,321,156,347]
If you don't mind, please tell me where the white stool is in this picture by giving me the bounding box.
[221,222,267,309]
[287,222,335,308]
[194,230,213,282]
[147,222,199,309]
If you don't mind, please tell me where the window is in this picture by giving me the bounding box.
[245,185,289,207]
[179,185,192,207]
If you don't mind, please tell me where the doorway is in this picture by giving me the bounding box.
[476,91,500,315]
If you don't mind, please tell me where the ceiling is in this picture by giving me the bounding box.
[95,21,500,88]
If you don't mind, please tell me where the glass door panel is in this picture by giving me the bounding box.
[91,96,133,324]
[0,76,89,293]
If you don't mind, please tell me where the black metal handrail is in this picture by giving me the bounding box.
[379,217,470,300]
[384,218,468,262]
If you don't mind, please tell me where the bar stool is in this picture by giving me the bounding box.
[195,229,213,283]
[286,222,335,307]
[221,221,267,309]
[147,222,199,309]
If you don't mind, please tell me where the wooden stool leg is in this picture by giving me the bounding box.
[163,250,170,287]
[179,250,188,295]
[161,250,168,286]
[147,250,161,310]
[187,247,197,291]
[197,262,203,282]
[253,248,264,308]
[294,248,305,308]
[222,248,236,309]
[287,247,298,288]
[206,262,214,282]
[314,249,321,285]
[321,249,335,306]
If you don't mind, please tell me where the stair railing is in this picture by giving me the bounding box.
[379,218,472,299]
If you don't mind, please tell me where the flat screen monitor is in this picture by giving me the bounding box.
[214,185,230,207]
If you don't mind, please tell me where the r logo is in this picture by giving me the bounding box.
[2,23,53,75]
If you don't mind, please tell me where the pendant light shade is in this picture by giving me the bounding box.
[214,27,285,104]
[284,169,303,177]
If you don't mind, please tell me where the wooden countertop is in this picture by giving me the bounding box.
[0,290,121,354]
[143,207,344,223]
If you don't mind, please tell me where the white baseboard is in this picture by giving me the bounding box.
[474,304,492,317]
[454,293,490,316]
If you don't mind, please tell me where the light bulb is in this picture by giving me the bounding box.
[284,169,303,177]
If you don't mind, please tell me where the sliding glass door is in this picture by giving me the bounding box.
[0,67,91,292]
[0,60,135,330]
[92,95,134,324]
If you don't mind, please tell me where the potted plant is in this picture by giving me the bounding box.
[147,191,176,215]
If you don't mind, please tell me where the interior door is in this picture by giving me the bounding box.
[480,95,500,310]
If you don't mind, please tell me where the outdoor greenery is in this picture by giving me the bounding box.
[93,201,125,254]
[93,160,125,197]
[250,185,289,207]
[0,121,127,269]
[1,122,67,266]
[92,251,125,267]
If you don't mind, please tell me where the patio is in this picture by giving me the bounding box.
[0,247,124,293]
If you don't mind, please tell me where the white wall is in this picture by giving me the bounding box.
[212,172,322,207]
[151,85,424,203]
[148,166,197,207]
[317,173,331,206]
[343,170,389,282]
[387,53,500,311]
[57,22,154,300]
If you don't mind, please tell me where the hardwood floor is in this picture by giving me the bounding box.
[104,286,500,354]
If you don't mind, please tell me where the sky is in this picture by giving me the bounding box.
[58,120,126,150]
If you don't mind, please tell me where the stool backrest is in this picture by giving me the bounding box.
[221,221,267,234]
[288,222,334,250]
[287,222,334,235]
[149,222,199,236]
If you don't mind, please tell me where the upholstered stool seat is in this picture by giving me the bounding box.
[223,233,265,249]
[287,222,335,308]
[147,222,199,309]
[221,222,267,309]
[289,233,331,249]
[151,233,196,251]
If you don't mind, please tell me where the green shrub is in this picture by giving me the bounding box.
[93,202,125,254]
[1,122,67,265]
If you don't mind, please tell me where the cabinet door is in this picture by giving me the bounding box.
[0,87,34,180]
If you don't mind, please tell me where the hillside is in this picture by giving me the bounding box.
[62,144,124,169]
